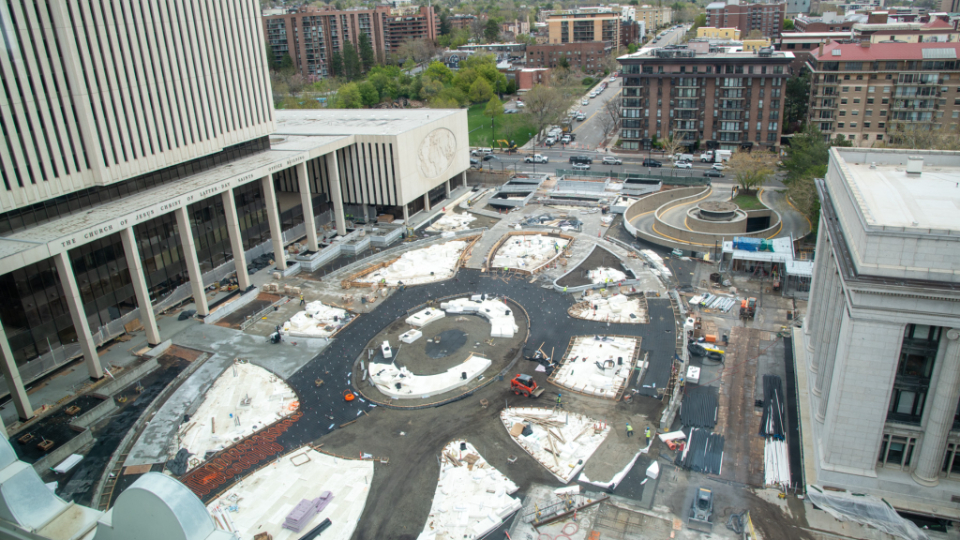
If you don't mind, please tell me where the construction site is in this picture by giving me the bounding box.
[1,172,941,540]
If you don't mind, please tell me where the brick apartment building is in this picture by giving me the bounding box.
[633,5,673,31]
[526,42,607,72]
[778,31,853,74]
[617,45,793,151]
[448,14,477,30]
[263,5,438,78]
[706,1,787,40]
[793,12,863,33]
[546,8,622,52]
[806,41,960,147]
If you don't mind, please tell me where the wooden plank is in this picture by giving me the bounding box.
[123,464,154,475]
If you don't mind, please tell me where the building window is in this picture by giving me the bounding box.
[868,86,875,92]
[839,111,846,117]
[942,441,960,479]
[862,134,869,140]
[853,98,861,104]
[850,122,857,128]
[888,324,942,424]
[854,86,862,92]
[843,86,850,92]
[954,111,960,119]
[864,122,871,128]
[837,123,844,128]
[877,134,884,140]
[879,122,885,128]
[841,98,848,105]
[878,433,918,470]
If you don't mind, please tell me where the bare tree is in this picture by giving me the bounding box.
[599,96,621,136]
[659,136,684,159]
[470,18,486,43]
[728,152,776,192]
[397,38,436,66]
[881,123,960,150]
[523,84,565,141]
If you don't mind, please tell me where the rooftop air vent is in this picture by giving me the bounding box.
[906,156,923,176]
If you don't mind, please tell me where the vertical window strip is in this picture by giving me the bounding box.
[13,1,59,181]
[137,0,172,153]
[42,1,86,173]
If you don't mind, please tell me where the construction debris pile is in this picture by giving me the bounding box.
[174,362,298,472]
[680,389,718,429]
[689,293,737,313]
[282,301,352,338]
[568,293,647,324]
[426,213,477,233]
[418,440,521,540]
[761,375,791,490]
[676,427,724,475]
[587,267,627,284]
[492,235,569,271]
[640,250,673,280]
[368,355,492,399]
[442,296,518,338]
[521,214,582,232]
[550,335,638,399]
[500,407,609,483]
[360,240,467,286]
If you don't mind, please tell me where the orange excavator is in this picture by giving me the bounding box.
[510,374,545,398]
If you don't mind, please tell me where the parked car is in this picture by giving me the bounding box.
[712,163,726,171]
[471,148,494,157]
[516,100,525,108]
[483,154,498,161]
[601,156,622,165]
[504,109,519,114]
[609,76,617,82]
[582,98,589,106]
[703,169,724,177]
[674,161,692,169]
[572,163,591,170]
[470,157,480,167]
[643,158,662,167]
[569,155,593,164]
[524,154,549,164]
[576,113,586,121]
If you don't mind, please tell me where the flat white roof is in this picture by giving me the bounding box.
[841,160,960,231]
[274,109,461,136]
[722,237,795,263]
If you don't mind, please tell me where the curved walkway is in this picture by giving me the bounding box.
[630,187,810,250]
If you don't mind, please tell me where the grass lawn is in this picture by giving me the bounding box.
[731,192,767,211]
[467,102,536,148]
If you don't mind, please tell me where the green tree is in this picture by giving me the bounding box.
[335,82,364,108]
[728,152,776,192]
[439,12,452,35]
[329,52,344,78]
[523,84,565,141]
[484,19,500,42]
[279,54,295,73]
[785,73,810,125]
[424,61,455,85]
[265,41,277,69]
[343,42,361,80]
[369,71,399,100]
[627,43,639,54]
[505,80,517,94]
[558,56,570,69]
[419,77,445,101]
[358,33,376,72]
[582,77,595,86]
[468,77,494,103]
[783,18,795,30]
[779,125,851,233]
[484,95,505,143]
[359,81,380,106]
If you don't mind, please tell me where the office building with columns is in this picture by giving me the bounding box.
[0,0,468,423]
[798,147,960,517]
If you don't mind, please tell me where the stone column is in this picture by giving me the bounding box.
[805,225,829,348]
[53,251,103,379]
[325,153,347,236]
[221,188,252,291]
[174,206,210,316]
[402,203,409,222]
[423,193,431,212]
[445,179,451,198]
[120,227,161,346]
[0,323,32,421]
[812,269,840,396]
[912,328,960,487]
[809,244,835,365]
[261,175,286,271]
[297,162,319,252]
[814,274,843,397]
[461,171,467,188]
[816,281,845,422]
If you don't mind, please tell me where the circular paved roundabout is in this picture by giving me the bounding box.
[178,267,678,539]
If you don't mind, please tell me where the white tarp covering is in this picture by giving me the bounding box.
[806,487,928,540]
[426,213,477,233]
[588,267,627,284]
[492,235,568,271]
[369,355,492,399]
[418,440,520,540]
[282,301,351,338]
[578,440,652,490]
[500,407,609,484]
[442,297,518,338]
[764,438,791,490]
[361,241,467,285]
[406,308,445,327]
[552,335,638,399]
[570,293,647,324]
[175,362,298,471]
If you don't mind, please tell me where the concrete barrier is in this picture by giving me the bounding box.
[204,288,261,325]
[94,358,160,398]
[69,397,118,430]
[143,340,172,358]
[32,427,93,474]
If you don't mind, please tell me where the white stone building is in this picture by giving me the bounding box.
[0,0,468,427]
[798,147,960,518]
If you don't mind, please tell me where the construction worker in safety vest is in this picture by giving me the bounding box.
[645,427,652,443]
[626,423,634,437]
[556,393,563,408]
